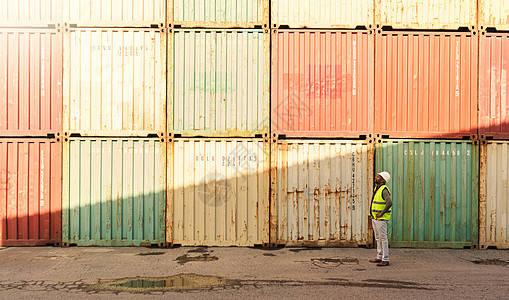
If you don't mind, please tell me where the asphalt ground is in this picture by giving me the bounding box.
[0,246,508,299]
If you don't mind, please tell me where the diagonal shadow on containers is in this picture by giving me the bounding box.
[0,122,508,249]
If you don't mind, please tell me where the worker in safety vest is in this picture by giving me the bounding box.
[369,171,392,266]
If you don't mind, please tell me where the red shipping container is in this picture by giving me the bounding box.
[375,32,478,139]
[271,30,374,138]
[0,139,62,246]
[0,29,62,136]
[479,33,509,140]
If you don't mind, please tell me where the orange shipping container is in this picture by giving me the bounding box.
[479,33,509,140]
[0,29,63,137]
[0,139,62,246]
[375,32,478,139]
[271,30,374,138]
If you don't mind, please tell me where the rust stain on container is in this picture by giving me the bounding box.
[272,30,374,138]
[64,29,166,137]
[376,0,477,30]
[168,138,270,246]
[271,0,374,29]
[479,33,509,140]
[0,139,62,246]
[271,140,374,247]
[375,32,478,139]
[0,29,62,136]
[479,0,509,30]
[170,0,269,28]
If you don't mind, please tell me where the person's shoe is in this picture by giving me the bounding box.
[369,259,382,263]
[377,261,389,266]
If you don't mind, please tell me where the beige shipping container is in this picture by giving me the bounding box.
[63,0,165,27]
[479,0,509,30]
[271,0,374,28]
[168,138,270,247]
[270,139,374,247]
[64,28,166,137]
[170,29,270,137]
[170,0,269,28]
[480,141,509,249]
[0,0,61,27]
[376,0,477,30]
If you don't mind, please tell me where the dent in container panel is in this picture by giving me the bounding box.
[271,140,374,247]
[375,32,478,139]
[168,138,270,247]
[63,28,166,137]
[62,138,166,246]
[376,0,477,30]
[479,33,509,140]
[0,0,61,27]
[375,140,479,248]
[0,139,62,246]
[479,0,509,30]
[479,141,509,249]
[63,0,165,27]
[271,0,374,29]
[0,29,62,136]
[170,0,269,28]
[170,29,269,137]
[271,30,374,138]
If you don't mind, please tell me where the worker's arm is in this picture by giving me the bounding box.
[380,188,392,215]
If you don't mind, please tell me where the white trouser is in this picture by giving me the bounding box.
[372,219,389,262]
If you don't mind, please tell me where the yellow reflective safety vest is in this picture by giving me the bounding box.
[371,185,391,221]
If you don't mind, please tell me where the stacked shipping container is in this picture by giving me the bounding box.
[167,1,271,247]
[2,1,508,249]
[0,7,63,246]
[60,2,167,247]
[374,0,481,248]
[269,1,375,247]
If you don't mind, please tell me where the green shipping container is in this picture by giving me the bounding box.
[375,140,479,248]
[62,138,166,246]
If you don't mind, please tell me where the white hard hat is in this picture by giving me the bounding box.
[378,171,391,182]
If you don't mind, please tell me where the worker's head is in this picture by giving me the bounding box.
[375,171,390,184]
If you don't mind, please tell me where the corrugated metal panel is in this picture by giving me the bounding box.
[0,30,62,136]
[271,0,374,28]
[0,0,61,27]
[479,0,509,30]
[62,138,166,246]
[171,0,269,28]
[63,0,165,27]
[271,140,374,247]
[479,34,509,140]
[168,138,270,246]
[375,32,478,139]
[375,140,479,248]
[0,139,62,246]
[64,29,166,137]
[376,0,477,30]
[171,30,269,137]
[480,141,509,249]
[271,30,374,138]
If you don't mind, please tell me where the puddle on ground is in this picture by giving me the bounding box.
[137,252,165,256]
[91,274,239,293]
[289,248,323,253]
[176,253,219,265]
[472,259,509,266]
